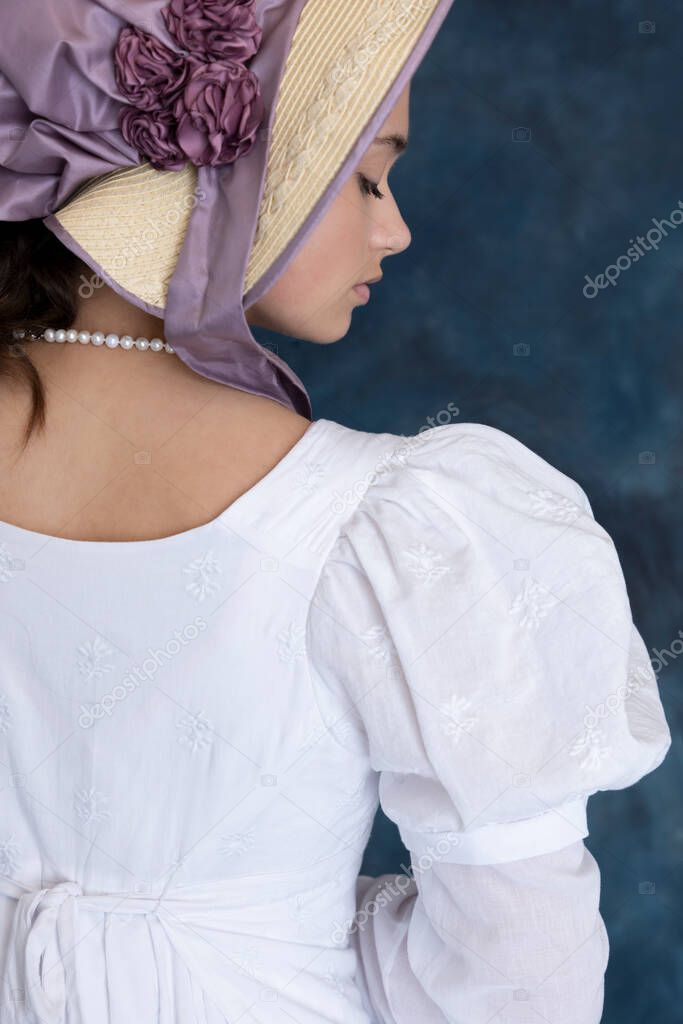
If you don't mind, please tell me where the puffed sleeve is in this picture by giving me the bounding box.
[305,422,671,1023]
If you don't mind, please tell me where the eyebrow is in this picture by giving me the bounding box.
[372,132,408,155]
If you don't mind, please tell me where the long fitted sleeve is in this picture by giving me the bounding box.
[352,842,608,1023]
[305,421,671,1023]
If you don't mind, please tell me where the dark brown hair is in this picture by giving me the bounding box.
[0,219,88,449]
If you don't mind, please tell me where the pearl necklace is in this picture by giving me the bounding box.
[15,327,175,354]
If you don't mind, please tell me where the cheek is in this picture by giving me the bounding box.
[249,183,370,329]
[329,187,369,261]
[303,193,366,279]
[276,194,367,300]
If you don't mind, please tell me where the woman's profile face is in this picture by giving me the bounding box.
[245,81,412,344]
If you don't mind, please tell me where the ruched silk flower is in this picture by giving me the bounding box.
[162,0,263,61]
[114,0,265,169]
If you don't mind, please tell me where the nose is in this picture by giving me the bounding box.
[386,222,412,255]
[380,194,412,257]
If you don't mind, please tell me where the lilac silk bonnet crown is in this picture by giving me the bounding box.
[0,0,455,415]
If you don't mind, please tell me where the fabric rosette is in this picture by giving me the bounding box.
[161,0,263,62]
[119,107,188,171]
[114,0,265,170]
[174,61,264,167]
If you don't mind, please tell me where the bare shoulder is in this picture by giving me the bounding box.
[161,385,313,498]
[200,387,312,462]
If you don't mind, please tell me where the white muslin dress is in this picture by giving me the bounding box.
[0,417,671,1024]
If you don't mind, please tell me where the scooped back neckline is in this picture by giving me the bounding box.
[0,418,325,553]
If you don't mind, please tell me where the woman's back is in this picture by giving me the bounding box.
[0,413,393,1024]
[0,409,671,1024]
[0,341,312,544]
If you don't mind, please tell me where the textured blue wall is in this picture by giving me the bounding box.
[258,3,682,1019]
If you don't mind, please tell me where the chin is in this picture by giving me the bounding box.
[251,303,352,345]
[293,314,352,346]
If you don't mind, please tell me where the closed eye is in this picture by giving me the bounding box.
[357,174,385,200]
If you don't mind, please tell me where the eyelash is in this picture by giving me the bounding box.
[358,174,385,200]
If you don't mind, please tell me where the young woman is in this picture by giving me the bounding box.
[0,1,671,1022]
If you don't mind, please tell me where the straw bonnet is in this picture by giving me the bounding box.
[1,0,455,416]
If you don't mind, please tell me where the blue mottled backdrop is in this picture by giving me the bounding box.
[257,2,682,1020]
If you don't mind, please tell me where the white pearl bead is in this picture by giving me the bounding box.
[39,327,174,354]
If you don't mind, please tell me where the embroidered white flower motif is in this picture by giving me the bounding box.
[229,941,264,979]
[0,834,21,875]
[76,636,115,683]
[176,709,214,753]
[322,966,346,995]
[219,831,256,858]
[0,693,11,735]
[325,871,343,892]
[360,625,394,664]
[401,543,454,584]
[332,713,362,747]
[568,724,611,774]
[509,576,558,630]
[526,487,583,524]
[334,776,366,810]
[74,787,111,825]
[439,695,478,746]
[0,543,22,583]
[294,460,326,495]
[289,891,316,925]
[277,622,306,664]
[182,549,222,602]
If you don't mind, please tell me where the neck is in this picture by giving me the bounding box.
[15,281,221,421]
[69,282,167,342]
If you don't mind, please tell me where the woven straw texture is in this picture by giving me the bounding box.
[54,162,199,308]
[53,0,439,309]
